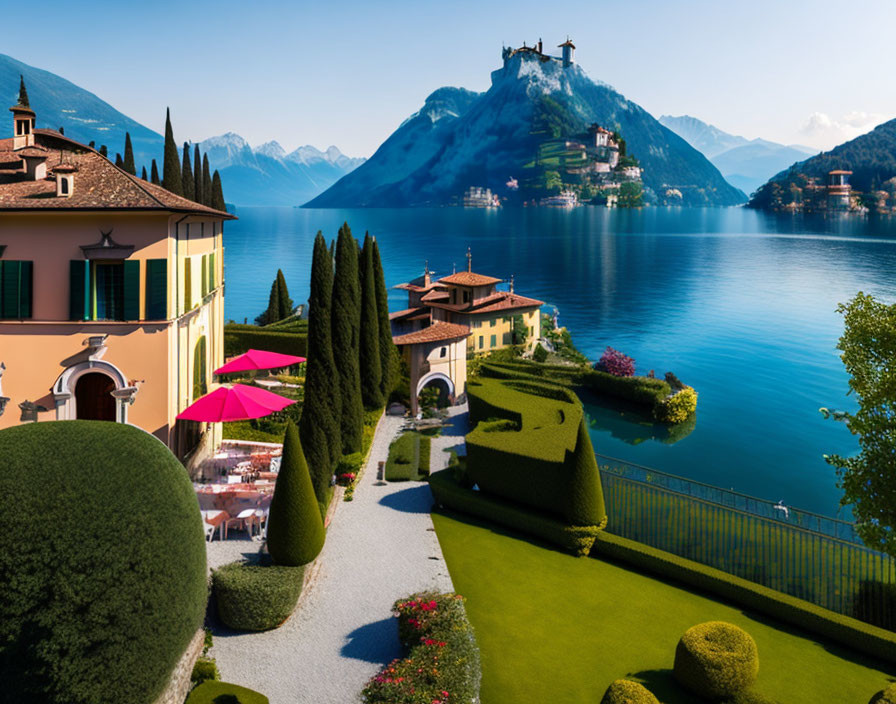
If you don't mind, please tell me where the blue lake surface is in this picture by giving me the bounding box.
[223,206,896,517]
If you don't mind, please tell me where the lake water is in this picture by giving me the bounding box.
[223,206,896,517]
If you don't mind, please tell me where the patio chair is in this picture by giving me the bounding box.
[225,508,259,539]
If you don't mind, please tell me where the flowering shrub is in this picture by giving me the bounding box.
[654,386,698,424]
[596,346,636,377]
[362,592,480,704]
[337,472,356,487]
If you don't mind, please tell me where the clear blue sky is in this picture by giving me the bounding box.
[4,0,894,155]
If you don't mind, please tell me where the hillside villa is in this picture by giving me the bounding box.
[0,78,233,459]
[391,250,543,413]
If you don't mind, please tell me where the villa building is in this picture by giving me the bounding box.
[391,251,543,413]
[827,170,853,211]
[0,79,234,459]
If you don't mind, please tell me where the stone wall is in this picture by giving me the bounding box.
[153,628,204,704]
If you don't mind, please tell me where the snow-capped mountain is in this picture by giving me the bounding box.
[659,115,817,196]
[307,51,744,207]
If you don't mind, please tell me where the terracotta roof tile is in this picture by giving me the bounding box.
[392,322,471,346]
[427,290,543,314]
[438,271,502,287]
[420,288,449,302]
[0,130,234,218]
[389,306,429,321]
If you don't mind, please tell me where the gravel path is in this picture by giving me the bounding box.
[207,407,465,704]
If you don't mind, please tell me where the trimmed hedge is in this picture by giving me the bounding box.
[429,469,603,556]
[0,421,207,704]
[190,657,219,687]
[385,431,431,481]
[600,679,660,704]
[591,531,896,665]
[363,592,481,704]
[465,376,606,526]
[213,561,304,631]
[673,621,759,698]
[224,322,307,358]
[419,436,432,477]
[186,681,269,704]
[871,683,896,704]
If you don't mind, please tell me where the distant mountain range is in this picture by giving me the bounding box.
[659,115,817,196]
[748,117,896,209]
[1,53,364,206]
[308,49,745,208]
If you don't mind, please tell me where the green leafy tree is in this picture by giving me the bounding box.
[544,170,563,193]
[512,314,528,345]
[331,223,363,453]
[181,142,195,201]
[358,234,384,409]
[122,132,136,175]
[266,421,325,566]
[211,170,226,212]
[826,292,896,557]
[193,145,202,204]
[300,232,342,502]
[162,108,183,195]
[617,181,644,208]
[372,238,399,399]
[150,159,160,185]
[201,154,212,206]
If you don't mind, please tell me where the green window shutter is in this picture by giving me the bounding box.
[145,259,168,320]
[0,261,19,319]
[201,254,208,298]
[209,252,215,290]
[123,260,140,320]
[184,257,192,311]
[69,260,90,321]
[17,261,32,318]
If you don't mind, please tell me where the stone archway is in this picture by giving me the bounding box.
[52,360,137,423]
[415,371,455,415]
[415,371,455,400]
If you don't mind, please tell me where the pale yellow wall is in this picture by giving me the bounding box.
[462,307,541,353]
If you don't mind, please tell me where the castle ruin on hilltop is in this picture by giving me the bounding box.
[502,37,576,68]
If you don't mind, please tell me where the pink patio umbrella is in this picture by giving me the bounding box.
[176,383,295,422]
[214,349,306,375]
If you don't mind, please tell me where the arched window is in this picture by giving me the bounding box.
[192,336,207,401]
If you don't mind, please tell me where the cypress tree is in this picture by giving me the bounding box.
[16,75,29,107]
[89,141,95,148]
[372,238,399,400]
[300,232,342,503]
[201,154,212,206]
[141,166,147,180]
[162,108,183,195]
[114,153,123,168]
[275,269,293,320]
[331,223,363,454]
[211,170,226,212]
[193,144,202,203]
[359,233,383,409]
[150,159,160,185]
[266,420,325,566]
[256,274,282,326]
[181,142,195,201]
[99,145,108,158]
[122,132,136,175]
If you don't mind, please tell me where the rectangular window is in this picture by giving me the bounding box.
[490,318,496,327]
[478,336,483,349]
[490,334,496,348]
[503,332,511,345]
[94,262,124,320]
[0,260,33,319]
[145,259,168,320]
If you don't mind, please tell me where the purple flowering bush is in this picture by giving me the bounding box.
[596,346,636,377]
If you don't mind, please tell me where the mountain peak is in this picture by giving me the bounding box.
[255,140,286,159]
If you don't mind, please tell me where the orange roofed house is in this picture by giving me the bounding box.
[0,79,234,459]
[391,250,543,414]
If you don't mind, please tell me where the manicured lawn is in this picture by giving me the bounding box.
[432,511,895,704]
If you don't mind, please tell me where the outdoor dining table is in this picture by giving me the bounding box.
[201,509,229,541]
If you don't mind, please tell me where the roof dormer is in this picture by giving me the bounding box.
[54,164,77,198]
[10,76,36,151]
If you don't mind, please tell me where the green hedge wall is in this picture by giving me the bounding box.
[465,377,606,526]
[186,681,269,704]
[212,562,304,631]
[0,421,207,704]
[224,323,307,358]
[591,531,896,665]
[429,469,602,556]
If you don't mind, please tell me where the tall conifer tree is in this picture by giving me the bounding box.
[114,153,123,168]
[99,145,108,158]
[193,144,202,203]
[372,238,399,400]
[181,142,195,201]
[162,108,183,195]
[256,275,282,326]
[359,234,383,409]
[211,170,226,212]
[201,154,212,206]
[122,132,136,175]
[331,223,363,453]
[300,232,342,503]
[275,269,293,320]
[150,159,160,185]
[141,166,148,180]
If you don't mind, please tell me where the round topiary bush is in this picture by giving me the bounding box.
[0,421,207,704]
[213,561,304,631]
[674,621,759,699]
[600,679,660,704]
[186,680,270,704]
[870,682,896,704]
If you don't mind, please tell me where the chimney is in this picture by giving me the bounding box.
[54,164,77,197]
[18,147,48,181]
[423,260,431,287]
[466,247,472,273]
[10,75,36,150]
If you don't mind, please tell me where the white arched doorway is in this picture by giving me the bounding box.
[415,371,455,414]
[53,360,137,423]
